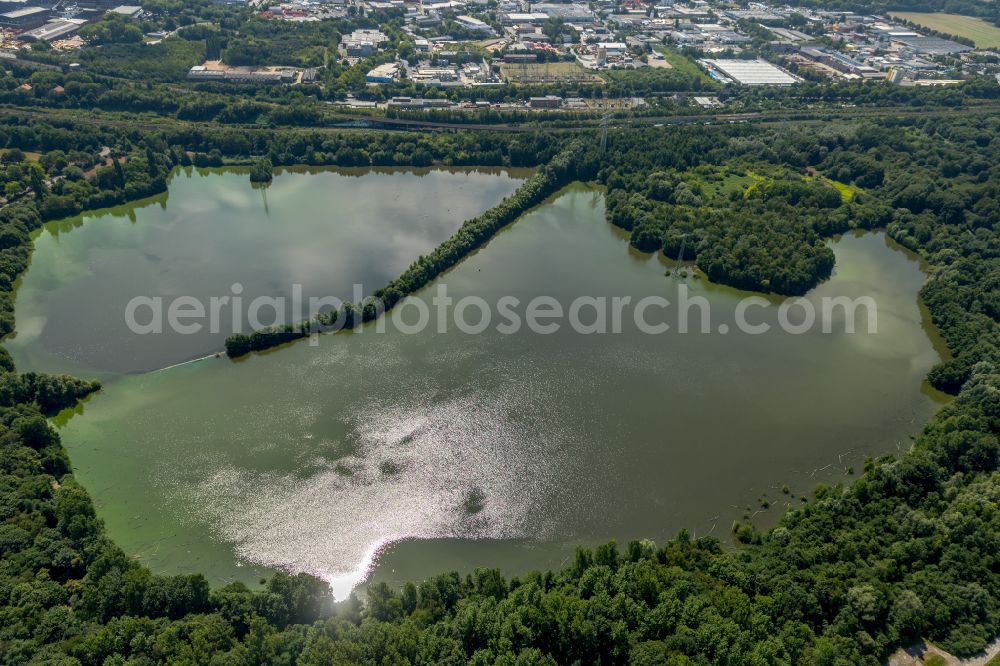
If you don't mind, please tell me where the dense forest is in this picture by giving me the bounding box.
[0,111,997,664]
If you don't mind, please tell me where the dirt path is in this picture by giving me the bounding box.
[888,638,1000,666]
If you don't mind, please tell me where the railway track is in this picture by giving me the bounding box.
[3,101,999,135]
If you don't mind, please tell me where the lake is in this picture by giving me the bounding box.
[13,173,947,600]
[6,166,529,377]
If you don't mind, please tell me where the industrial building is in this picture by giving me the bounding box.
[186,66,226,82]
[503,53,536,63]
[0,0,33,12]
[16,17,86,41]
[693,96,724,108]
[108,5,142,18]
[386,97,453,109]
[365,62,399,83]
[75,0,121,10]
[767,27,812,43]
[500,12,547,25]
[410,66,459,85]
[597,41,627,54]
[530,3,593,23]
[0,6,50,29]
[454,15,493,32]
[887,33,972,56]
[187,65,296,84]
[724,9,784,23]
[341,29,389,57]
[671,5,712,21]
[700,58,800,86]
[528,95,562,108]
[799,46,884,80]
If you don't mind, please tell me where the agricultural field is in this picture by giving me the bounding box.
[889,12,1000,48]
[499,61,604,84]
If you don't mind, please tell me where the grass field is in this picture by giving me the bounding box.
[688,167,760,200]
[889,12,1000,48]
[708,173,757,198]
[804,174,863,202]
[499,62,603,84]
[654,46,715,83]
[822,178,862,202]
[831,180,860,201]
[0,149,41,162]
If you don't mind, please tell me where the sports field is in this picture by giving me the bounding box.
[889,12,1000,48]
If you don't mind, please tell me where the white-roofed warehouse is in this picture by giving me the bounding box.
[700,58,801,86]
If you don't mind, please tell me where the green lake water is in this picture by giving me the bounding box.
[7,166,528,377]
[9,173,947,600]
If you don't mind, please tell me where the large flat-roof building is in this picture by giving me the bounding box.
[410,66,459,84]
[531,2,593,22]
[187,66,226,82]
[454,15,493,32]
[800,46,883,80]
[528,94,562,108]
[108,5,143,18]
[724,9,784,23]
[77,0,121,10]
[365,62,399,83]
[187,65,295,84]
[16,18,86,41]
[889,34,972,56]
[500,12,547,25]
[0,0,32,12]
[342,29,389,57]
[0,6,50,28]
[386,96,453,109]
[700,58,801,86]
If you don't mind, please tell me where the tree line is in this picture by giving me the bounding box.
[226,141,595,356]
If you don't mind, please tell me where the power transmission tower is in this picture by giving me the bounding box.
[600,112,611,153]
